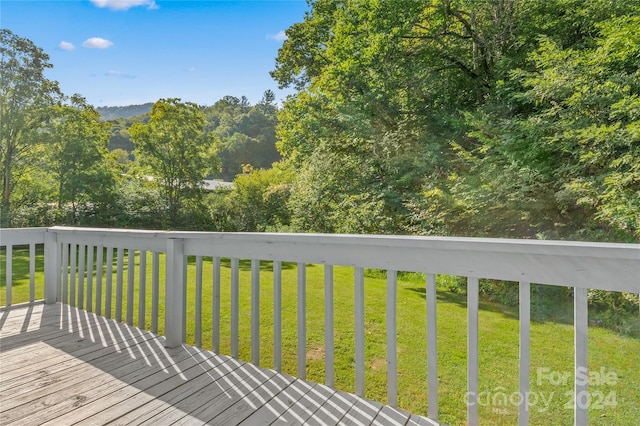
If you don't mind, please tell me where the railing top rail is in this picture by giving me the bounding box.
[4,227,638,293]
[0,228,47,246]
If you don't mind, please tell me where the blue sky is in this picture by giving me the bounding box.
[2,0,309,106]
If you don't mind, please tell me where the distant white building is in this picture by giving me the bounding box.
[202,180,234,191]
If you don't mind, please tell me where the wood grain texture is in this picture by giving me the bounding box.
[0,303,431,426]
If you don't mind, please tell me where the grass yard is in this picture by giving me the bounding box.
[1,246,639,425]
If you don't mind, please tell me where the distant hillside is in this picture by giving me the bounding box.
[97,103,154,120]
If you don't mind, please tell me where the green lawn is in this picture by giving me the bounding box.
[2,247,638,425]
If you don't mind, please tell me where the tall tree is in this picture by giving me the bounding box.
[0,29,61,226]
[48,95,118,224]
[129,98,217,227]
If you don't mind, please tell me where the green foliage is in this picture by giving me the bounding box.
[210,165,293,232]
[48,96,120,224]
[130,98,218,228]
[0,28,62,226]
[204,93,280,181]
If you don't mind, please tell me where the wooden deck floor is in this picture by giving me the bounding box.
[0,303,435,426]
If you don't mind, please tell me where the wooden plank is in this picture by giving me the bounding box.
[341,394,383,426]
[426,273,438,421]
[68,351,229,425]
[171,359,280,425]
[194,364,289,425]
[240,376,315,425]
[355,266,365,397]
[372,404,411,426]
[29,342,217,425]
[230,377,311,426]
[304,386,355,426]
[110,356,243,425]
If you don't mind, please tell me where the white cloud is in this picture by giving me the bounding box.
[186,67,196,73]
[83,37,114,49]
[90,0,158,11]
[58,41,75,51]
[105,70,135,79]
[267,30,288,42]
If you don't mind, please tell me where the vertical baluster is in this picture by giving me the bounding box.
[519,282,531,426]
[355,266,365,397]
[70,244,77,307]
[62,244,69,304]
[86,245,94,312]
[96,246,103,315]
[467,277,480,425]
[273,260,282,372]
[212,257,221,352]
[127,249,135,325]
[78,245,85,309]
[574,286,589,426]
[151,252,160,333]
[182,256,187,342]
[5,245,12,306]
[231,258,239,359]
[138,250,147,329]
[324,264,334,387]
[195,255,203,347]
[116,247,124,322]
[105,248,114,319]
[426,273,438,421]
[387,270,398,407]
[29,243,36,303]
[251,259,260,366]
[298,262,307,380]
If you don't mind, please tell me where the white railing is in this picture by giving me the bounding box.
[1,226,638,425]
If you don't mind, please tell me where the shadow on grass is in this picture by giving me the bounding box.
[186,257,297,272]
[405,286,575,326]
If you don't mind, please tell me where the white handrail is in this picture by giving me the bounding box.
[1,226,639,426]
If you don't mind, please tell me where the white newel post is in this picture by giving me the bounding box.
[44,229,59,304]
[165,238,185,348]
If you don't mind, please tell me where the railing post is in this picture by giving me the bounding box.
[165,237,185,348]
[44,229,59,304]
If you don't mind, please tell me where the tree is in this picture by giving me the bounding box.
[48,95,118,224]
[129,98,218,227]
[0,29,61,226]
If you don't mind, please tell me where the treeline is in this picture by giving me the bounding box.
[2,0,639,331]
[1,29,280,230]
[262,0,640,243]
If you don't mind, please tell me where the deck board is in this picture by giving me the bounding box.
[0,303,433,426]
